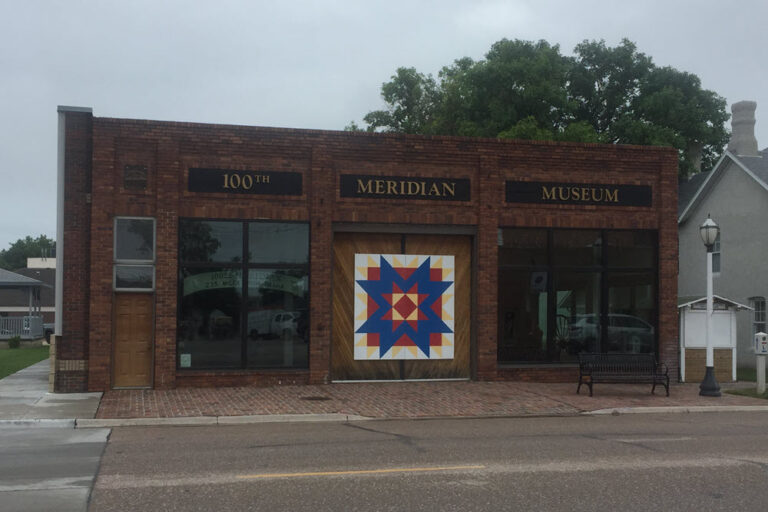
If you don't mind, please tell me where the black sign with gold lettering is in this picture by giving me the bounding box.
[505,181,652,207]
[340,175,470,201]
[188,168,302,195]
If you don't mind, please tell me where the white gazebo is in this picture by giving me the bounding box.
[678,295,751,383]
[0,268,50,339]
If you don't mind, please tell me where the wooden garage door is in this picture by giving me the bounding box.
[331,232,471,380]
[113,293,154,388]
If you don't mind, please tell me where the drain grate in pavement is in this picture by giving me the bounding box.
[300,395,332,401]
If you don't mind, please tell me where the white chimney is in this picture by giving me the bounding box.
[728,101,758,157]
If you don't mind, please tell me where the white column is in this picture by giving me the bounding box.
[706,250,714,368]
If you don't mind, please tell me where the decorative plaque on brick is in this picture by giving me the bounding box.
[506,181,652,207]
[188,168,302,195]
[340,174,470,201]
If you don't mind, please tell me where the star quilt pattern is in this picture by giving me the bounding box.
[354,254,454,360]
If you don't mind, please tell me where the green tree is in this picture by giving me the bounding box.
[363,67,441,133]
[569,40,728,176]
[359,38,729,176]
[432,40,573,138]
[568,39,652,138]
[628,66,728,176]
[0,235,56,270]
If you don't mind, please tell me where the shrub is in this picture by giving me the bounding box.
[8,336,21,349]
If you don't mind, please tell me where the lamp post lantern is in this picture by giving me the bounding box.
[699,215,721,396]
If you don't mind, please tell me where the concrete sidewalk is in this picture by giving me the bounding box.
[3,360,768,428]
[0,359,101,426]
[90,377,768,427]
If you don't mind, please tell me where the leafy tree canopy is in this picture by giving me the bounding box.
[0,235,56,271]
[358,38,728,177]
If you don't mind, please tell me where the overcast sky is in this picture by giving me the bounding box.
[1,0,766,253]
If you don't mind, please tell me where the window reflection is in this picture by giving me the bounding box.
[246,269,309,368]
[606,272,655,353]
[249,223,308,264]
[177,268,243,369]
[179,220,242,263]
[557,272,600,357]
[177,220,309,370]
[115,218,154,261]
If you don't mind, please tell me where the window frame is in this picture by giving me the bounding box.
[113,216,156,292]
[750,296,766,335]
[177,218,310,371]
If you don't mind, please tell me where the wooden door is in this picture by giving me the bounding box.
[402,235,471,379]
[113,293,154,387]
[332,233,402,380]
[331,232,471,380]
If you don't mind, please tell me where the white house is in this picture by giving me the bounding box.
[678,101,767,370]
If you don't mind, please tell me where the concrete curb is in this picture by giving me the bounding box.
[0,418,75,428]
[76,413,373,428]
[584,405,768,415]
[11,406,768,429]
[76,417,218,428]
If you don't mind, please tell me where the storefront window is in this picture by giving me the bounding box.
[246,269,309,368]
[498,229,547,266]
[552,230,601,267]
[604,231,655,268]
[179,220,243,263]
[177,219,309,370]
[177,268,243,368]
[497,270,548,362]
[498,228,657,364]
[555,272,601,357]
[606,272,656,354]
[249,223,308,264]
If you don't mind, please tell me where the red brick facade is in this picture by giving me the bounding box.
[56,109,678,392]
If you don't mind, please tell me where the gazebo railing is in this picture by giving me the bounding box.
[0,316,44,339]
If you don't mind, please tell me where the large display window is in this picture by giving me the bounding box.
[177,220,309,370]
[498,228,657,364]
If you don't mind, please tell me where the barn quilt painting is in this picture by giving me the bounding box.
[354,254,454,360]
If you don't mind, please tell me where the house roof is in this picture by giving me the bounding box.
[0,268,55,309]
[0,268,48,288]
[678,148,768,223]
[677,295,752,310]
[678,170,711,217]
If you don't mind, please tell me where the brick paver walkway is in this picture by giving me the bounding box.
[96,380,767,419]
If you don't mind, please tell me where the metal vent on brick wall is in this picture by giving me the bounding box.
[124,165,148,190]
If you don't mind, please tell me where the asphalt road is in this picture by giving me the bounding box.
[0,425,109,512]
[90,412,768,511]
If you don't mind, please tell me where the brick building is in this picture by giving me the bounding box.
[54,106,678,392]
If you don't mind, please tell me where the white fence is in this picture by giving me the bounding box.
[0,316,44,339]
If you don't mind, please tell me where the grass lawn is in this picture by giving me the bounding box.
[737,367,757,382]
[726,387,768,400]
[0,346,50,380]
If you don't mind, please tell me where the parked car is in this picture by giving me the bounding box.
[247,310,299,339]
[568,314,654,353]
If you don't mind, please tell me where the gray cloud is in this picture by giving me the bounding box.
[1,0,766,248]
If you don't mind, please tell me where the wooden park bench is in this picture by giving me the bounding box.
[577,353,669,397]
